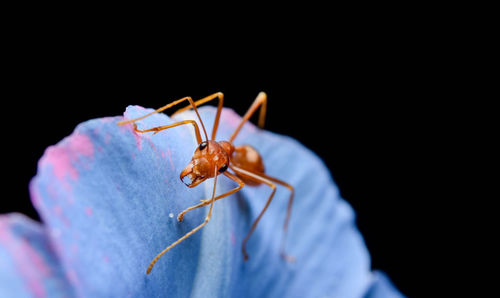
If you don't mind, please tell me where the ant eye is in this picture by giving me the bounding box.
[218,164,228,173]
[198,141,208,151]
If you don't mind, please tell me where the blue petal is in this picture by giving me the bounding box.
[176,106,404,298]
[30,107,207,297]
[0,213,73,297]
[25,104,403,297]
[364,271,405,298]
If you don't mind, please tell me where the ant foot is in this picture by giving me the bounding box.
[242,250,249,261]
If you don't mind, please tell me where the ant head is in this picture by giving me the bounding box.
[180,140,232,188]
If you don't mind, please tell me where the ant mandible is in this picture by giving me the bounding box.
[117,92,294,274]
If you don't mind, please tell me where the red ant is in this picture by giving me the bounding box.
[118,92,294,274]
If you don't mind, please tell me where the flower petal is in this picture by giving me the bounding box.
[27,104,403,297]
[30,106,208,297]
[176,106,404,298]
[364,271,405,298]
[0,213,72,297]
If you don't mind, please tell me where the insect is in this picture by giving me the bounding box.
[117,92,294,274]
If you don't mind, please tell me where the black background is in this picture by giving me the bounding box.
[1,26,455,297]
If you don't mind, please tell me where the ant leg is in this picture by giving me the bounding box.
[229,92,267,143]
[230,165,277,261]
[257,173,295,262]
[117,96,209,144]
[132,120,204,144]
[147,168,219,274]
[177,171,244,222]
[171,92,224,141]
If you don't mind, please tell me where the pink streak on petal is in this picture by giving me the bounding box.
[30,182,41,209]
[53,205,62,215]
[44,146,78,180]
[230,231,236,245]
[23,239,51,276]
[70,244,78,255]
[133,105,146,111]
[99,117,116,124]
[66,268,80,288]
[68,133,94,157]
[221,109,256,141]
[133,130,142,151]
[223,109,243,127]
[167,148,175,171]
[0,218,50,298]
[104,133,111,144]
[51,205,71,227]
[118,123,142,151]
[61,214,71,227]
[41,132,94,184]
[85,207,93,217]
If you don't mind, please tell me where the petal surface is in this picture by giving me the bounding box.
[0,213,72,297]
[176,106,404,298]
[27,104,403,298]
[30,107,207,297]
[364,271,404,298]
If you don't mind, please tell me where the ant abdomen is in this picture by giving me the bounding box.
[231,145,265,186]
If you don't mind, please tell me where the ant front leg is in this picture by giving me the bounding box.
[117,95,209,144]
[229,92,267,143]
[132,120,204,144]
[177,172,244,222]
[147,168,219,274]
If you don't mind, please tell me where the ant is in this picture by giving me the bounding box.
[117,92,294,274]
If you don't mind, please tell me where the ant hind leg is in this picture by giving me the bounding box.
[171,92,224,141]
[146,168,219,274]
[229,92,267,143]
[231,165,295,262]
